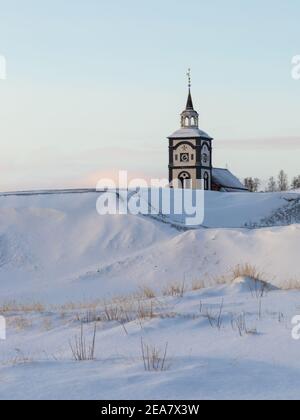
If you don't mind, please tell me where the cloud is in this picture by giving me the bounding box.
[74,168,168,189]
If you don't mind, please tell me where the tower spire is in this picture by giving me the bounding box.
[180,68,198,128]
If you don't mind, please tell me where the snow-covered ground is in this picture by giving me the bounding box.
[1,281,300,400]
[0,189,299,400]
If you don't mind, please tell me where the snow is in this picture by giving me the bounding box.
[0,190,299,304]
[1,284,300,400]
[0,192,173,303]
[0,189,299,399]
[168,128,212,139]
[212,168,247,191]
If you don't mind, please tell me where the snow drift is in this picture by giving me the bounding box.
[0,189,299,303]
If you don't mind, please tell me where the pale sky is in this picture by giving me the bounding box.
[0,0,300,191]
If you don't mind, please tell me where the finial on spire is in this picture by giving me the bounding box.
[187,68,191,89]
[185,68,194,110]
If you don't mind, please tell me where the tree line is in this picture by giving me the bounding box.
[244,170,300,192]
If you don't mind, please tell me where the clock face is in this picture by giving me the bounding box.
[180,153,189,163]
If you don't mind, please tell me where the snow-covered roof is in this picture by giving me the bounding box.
[168,128,212,140]
[212,168,248,192]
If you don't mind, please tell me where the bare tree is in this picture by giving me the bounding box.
[277,170,289,192]
[253,178,261,192]
[266,176,277,192]
[291,175,300,190]
[244,178,253,191]
[244,177,261,192]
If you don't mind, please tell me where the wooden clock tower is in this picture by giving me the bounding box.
[168,72,213,190]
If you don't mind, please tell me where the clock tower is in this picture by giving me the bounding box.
[168,73,213,190]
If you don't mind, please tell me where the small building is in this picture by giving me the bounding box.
[168,75,248,192]
[212,168,248,192]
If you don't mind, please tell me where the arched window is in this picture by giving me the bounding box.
[178,171,191,189]
[185,117,190,127]
[204,172,209,191]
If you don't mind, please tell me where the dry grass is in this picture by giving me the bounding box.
[0,265,279,338]
[138,286,156,299]
[9,316,32,331]
[76,310,102,324]
[73,297,160,326]
[55,300,101,312]
[42,318,53,331]
[214,275,231,286]
[69,322,97,361]
[191,280,206,291]
[232,264,263,281]
[200,300,224,330]
[141,338,170,372]
[12,349,33,366]
[163,281,186,298]
[230,264,273,297]
[105,299,158,322]
[0,301,45,314]
[281,279,300,290]
[231,313,258,337]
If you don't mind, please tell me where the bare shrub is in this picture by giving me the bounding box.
[231,313,257,337]
[249,279,271,298]
[69,323,97,361]
[141,338,170,372]
[201,300,224,330]
[231,313,247,337]
[278,312,284,323]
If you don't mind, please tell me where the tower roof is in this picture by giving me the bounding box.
[186,88,194,110]
[168,127,212,140]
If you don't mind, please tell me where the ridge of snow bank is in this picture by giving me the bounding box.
[0,191,299,304]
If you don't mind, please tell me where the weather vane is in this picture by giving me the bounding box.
[187,68,191,89]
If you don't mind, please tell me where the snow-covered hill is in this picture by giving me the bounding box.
[0,189,300,400]
[0,190,299,303]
